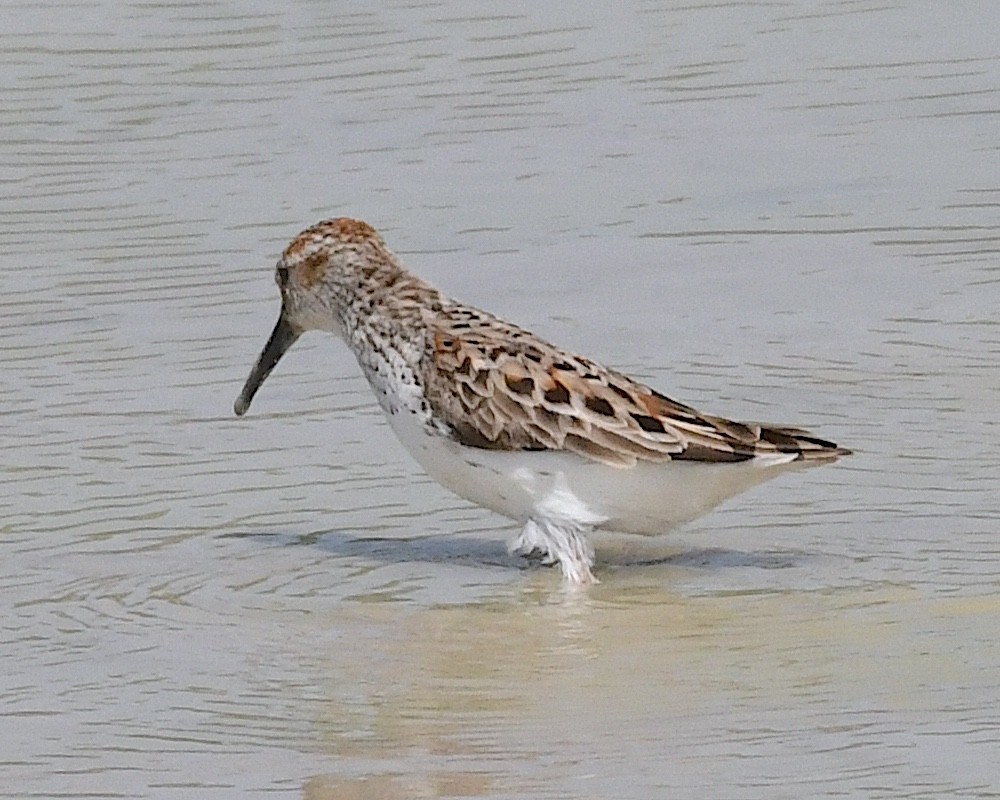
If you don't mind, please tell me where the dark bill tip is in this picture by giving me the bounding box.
[233,312,300,417]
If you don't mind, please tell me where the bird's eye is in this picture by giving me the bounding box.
[275,266,289,287]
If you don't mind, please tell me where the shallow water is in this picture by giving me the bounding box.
[3,1,1000,798]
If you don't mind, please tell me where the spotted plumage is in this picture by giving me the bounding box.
[235,218,850,584]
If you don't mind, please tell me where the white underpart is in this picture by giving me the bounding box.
[381,403,808,584]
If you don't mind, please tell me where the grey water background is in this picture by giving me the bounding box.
[3,2,999,798]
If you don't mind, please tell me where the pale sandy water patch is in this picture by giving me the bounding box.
[288,583,1000,797]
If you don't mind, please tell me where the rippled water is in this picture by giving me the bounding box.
[3,2,999,798]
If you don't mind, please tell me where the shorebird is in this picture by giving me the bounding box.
[234,218,849,584]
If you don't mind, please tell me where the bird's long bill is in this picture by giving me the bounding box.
[233,312,301,416]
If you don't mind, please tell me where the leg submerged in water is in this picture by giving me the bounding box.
[509,518,597,584]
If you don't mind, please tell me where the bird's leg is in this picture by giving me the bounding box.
[509,518,597,584]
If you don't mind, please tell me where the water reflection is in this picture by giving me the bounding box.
[296,579,1000,797]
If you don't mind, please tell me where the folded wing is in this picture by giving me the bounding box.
[422,309,849,468]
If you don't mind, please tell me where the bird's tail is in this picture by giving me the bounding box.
[749,423,852,463]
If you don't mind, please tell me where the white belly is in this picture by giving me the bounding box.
[383,408,805,535]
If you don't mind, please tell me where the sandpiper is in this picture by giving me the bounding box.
[234,218,849,583]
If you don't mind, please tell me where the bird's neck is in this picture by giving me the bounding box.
[335,267,444,403]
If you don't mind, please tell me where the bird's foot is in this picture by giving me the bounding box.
[508,518,597,584]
